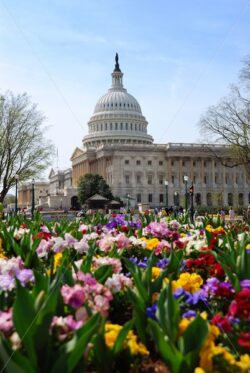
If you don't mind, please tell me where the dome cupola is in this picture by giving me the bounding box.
[83,54,153,148]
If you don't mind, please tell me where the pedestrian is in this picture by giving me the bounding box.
[229,207,235,222]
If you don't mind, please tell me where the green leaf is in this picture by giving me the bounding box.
[148,319,183,373]
[157,283,180,342]
[124,259,148,303]
[13,281,37,369]
[0,337,35,373]
[94,264,113,284]
[67,313,101,371]
[112,320,133,355]
[182,315,209,354]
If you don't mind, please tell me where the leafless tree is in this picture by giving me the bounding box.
[198,55,250,178]
[0,91,54,202]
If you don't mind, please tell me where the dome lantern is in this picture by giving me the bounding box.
[111,53,124,89]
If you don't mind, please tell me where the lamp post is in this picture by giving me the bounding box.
[184,175,189,212]
[164,180,168,209]
[31,179,35,220]
[174,191,178,207]
[189,182,194,223]
[127,194,130,211]
[15,175,19,213]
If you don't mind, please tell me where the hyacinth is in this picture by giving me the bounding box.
[0,257,34,291]
[62,272,113,317]
[104,323,149,356]
[172,272,203,293]
[92,257,122,273]
[143,221,170,238]
[0,309,13,336]
[105,273,133,293]
[51,315,83,342]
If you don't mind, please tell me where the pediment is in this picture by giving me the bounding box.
[70,147,84,161]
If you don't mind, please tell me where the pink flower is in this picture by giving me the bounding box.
[36,239,52,258]
[51,315,83,341]
[61,284,85,309]
[115,233,130,250]
[0,309,13,336]
[73,239,89,254]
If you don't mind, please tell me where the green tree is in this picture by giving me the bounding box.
[0,91,54,202]
[78,173,113,204]
[198,55,250,178]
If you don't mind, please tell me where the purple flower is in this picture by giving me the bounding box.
[174,288,185,299]
[185,290,208,306]
[157,258,169,269]
[138,257,148,268]
[182,310,196,318]
[0,274,15,292]
[240,279,250,289]
[16,269,34,286]
[146,304,157,320]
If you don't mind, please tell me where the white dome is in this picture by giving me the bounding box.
[83,54,153,148]
[94,90,142,114]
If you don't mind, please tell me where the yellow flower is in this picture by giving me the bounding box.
[194,368,206,373]
[0,238,6,258]
[152,267,162,279]
[235,354,250,371]
[146,238,160,250]
[172,272,203,293]
[178,318,192,335]
[104,323,149,356]
[246,243,250,250]
[47,252,63,275]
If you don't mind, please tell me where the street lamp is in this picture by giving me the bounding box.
[31,179,35,220]
[174,191,178,207]
[127,194,130,211]
[15,175,19,213]
[164,180,168,209]
[189,182,194,223]
[184,175,189,212]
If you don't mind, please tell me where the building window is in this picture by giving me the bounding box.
[193,161,196,166]
[159,194,164,203]
[137,193,141,203]
[183,161,185,166]
[126,123,128,130]
[204,161,206,166]
[236,176,238,184]
[172,175,174,184]
[238,193,244,206]
[207,193,212,207]
[125,160,129,165]
[204,175,207,184]
[148,160,152,166]
[148,175,152,185]
[159,161,163,166]
[136,175,141,184]
[193,175,196,183]
[171,161,174,166]
[136,160,141,165]
[215,175,217,184]
[115,123,118,130]
[148,194,153,203]
[159,175,163,184]
[228,193,233,206]
[225,175,228,184]
[125,175,130,185]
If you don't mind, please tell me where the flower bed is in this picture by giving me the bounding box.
[0,212,249,372]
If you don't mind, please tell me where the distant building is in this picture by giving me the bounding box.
[18,55,250,210]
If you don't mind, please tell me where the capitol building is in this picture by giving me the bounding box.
[18,55,249,211]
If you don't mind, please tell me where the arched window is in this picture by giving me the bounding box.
[228,193,233,206]
[206,193,212,206]
[195,193,201,206]
[238,193,244,206]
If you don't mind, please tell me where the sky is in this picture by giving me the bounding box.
[0,0,250,177]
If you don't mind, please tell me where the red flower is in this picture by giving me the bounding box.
[209,263,224,278]
[20,224,27,229]
[238,332,250,351]
[120,225,128,233]
[211,313,232,333]
[33,231,52,241]
[229,288,250,318]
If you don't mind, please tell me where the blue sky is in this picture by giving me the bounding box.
[0,0,250,174]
